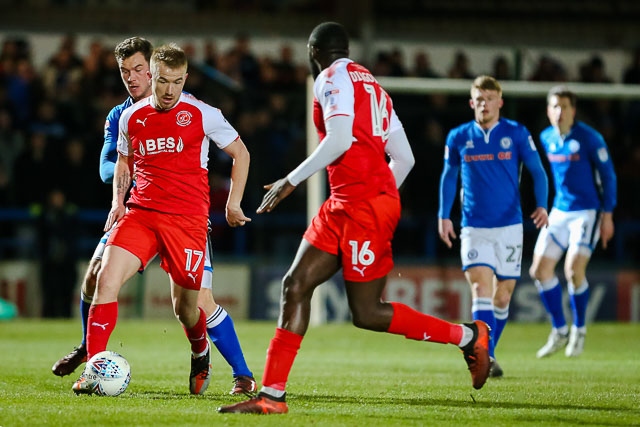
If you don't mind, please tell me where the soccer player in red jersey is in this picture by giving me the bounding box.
[55,37,256,396]
[218,22,491,415]
[72,43,251,396]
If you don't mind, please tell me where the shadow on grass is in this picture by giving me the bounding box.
[291,391,635,416]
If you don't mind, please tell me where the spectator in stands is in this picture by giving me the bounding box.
[59,137,101,208]
[411,50,440,78]
[4,57,43,132]
[492,55,512,80]
[203,40,219,68]
[623,46,640,84]
[0,163,9,208]
[0,108,24,183]
[11,131,52,207]
[79,39,107,99]
[389,47,408,77]
[372,51,393,76]
[0,37,31,74]
[579,55,612,83]
[616,145,640,249]
[230,32,261,89]
[29,99,67,149]
[578,55,619,145]
[622,47,640,156]
[37,187,79,318]
[272,44,298,92]
[41,36,84,100]
[448,50,474,79]
[529,54,567,82]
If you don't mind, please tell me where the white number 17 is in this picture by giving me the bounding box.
[184,248,204,272]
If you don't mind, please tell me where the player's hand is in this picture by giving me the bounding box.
[599,212,614,249]
[104,203,126,232]
[226,203,251,227]
[530,207,549,229]
[257,178,296,214]
[438,218,456,248]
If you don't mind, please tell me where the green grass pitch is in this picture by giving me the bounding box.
[1,319,639,426]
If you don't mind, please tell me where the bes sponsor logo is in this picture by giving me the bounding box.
[141,136,184,155]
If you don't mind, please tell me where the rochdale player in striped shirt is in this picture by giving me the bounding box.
[530,86,617,359]
[438,75,549,378]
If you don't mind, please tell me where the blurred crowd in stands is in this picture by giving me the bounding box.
[1,33,639,264]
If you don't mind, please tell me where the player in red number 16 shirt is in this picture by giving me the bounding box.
[72,43,250,396]
[218,21,491,415]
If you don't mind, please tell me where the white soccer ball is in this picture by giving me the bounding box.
[84,351,131,396]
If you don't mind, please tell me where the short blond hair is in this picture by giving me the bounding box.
[150,43,188,72]
[471,75,502,96]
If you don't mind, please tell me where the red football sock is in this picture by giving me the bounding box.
[86,301,118,359]
[261,327,303,391]
[183,307,208,355]
[387,301,462,345]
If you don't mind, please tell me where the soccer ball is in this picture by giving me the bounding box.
[84,351,131,396]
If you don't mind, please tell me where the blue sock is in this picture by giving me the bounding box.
[535,277,567,330]
[80,292,92,346]
[569,280,590,328]
[207,306,252,378]
[493,305,509,353]
[472,297,496,358]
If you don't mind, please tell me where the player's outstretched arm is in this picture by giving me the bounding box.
[256,178,296,214]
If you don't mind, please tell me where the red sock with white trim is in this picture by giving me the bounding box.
[260,328,303,393]
[183,307,208,355]
[387,301,462,345]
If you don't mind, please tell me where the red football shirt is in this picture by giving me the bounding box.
[118,93,238,216]
[312,58,402,202]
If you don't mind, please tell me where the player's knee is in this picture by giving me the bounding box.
[529,263,553,282]
[493,292,512,308]
[351,311,374,330]
[282,273,307,302]
[564,268,585,287]
[173,303,199,328]
[350,304,385,331]
[197,289,217,314]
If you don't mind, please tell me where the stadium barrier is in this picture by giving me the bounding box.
[1,260,638,322]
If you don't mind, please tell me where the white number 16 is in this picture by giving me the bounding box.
[349,240,375,266]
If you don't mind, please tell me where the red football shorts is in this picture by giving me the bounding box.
[303,193,400,282]
[107,208,208,290]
